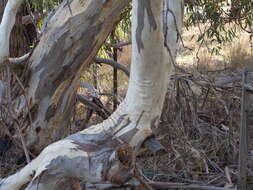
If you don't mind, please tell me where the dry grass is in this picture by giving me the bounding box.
[178,26,253,73]
[136,26,253,188]
[138,70,252,187]
[72,26,253,188]
[225,35,253,70]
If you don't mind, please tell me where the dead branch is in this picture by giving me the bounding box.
[94,57,130,77]
[104,41,131,49]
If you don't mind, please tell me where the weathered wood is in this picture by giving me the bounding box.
[238,68,251,190]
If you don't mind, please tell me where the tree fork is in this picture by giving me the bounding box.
[16,0,130,152]
[0,0,183,189]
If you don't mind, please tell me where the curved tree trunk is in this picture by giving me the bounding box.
[1,0,131,153]
[0,0,34,57]
[0,0,183,189]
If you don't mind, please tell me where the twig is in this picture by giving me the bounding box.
[148,181,237,190]
[26,2,39,38]
[77,94,109,119]
[81,181,236,190]
[0,119,35,158]
[104,41,131,49]
[80,82,99,98]
[8,53,30,64]
[64,0,73,16]
[22,12,44,25]
[40,4,60,36]
[94,57,130,77]
[12,72,34,132]
[7,107,31,163]
[165,7,192,51]
[163,3,189,73]
[134,166,154,190]
[2,60,31,163]
[225,167,232,185]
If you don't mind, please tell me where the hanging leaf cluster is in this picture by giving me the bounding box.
[185,0,253,45]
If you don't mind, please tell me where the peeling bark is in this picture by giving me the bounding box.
[20,0,130,152]
[0,0,184,190]
[136,0,157,52]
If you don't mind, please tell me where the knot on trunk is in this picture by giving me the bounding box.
[107,144,134,185]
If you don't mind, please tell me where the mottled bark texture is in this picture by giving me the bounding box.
[0,0,184,189]
[19,0,131,152]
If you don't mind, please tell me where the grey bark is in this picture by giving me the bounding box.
[19,0,130,152]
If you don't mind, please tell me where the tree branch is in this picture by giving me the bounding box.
[104,41,131,49]
[8,53,30,64]
[77,94,110,119]
[94,57,130,77]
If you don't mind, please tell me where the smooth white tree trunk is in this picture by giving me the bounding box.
[0,0,183,190]
[0,0,23,63]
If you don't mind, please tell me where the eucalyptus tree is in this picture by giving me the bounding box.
[0,0,251,155]
[185,0,253,54]
[0,0,183,189]
[0,0,130,153]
